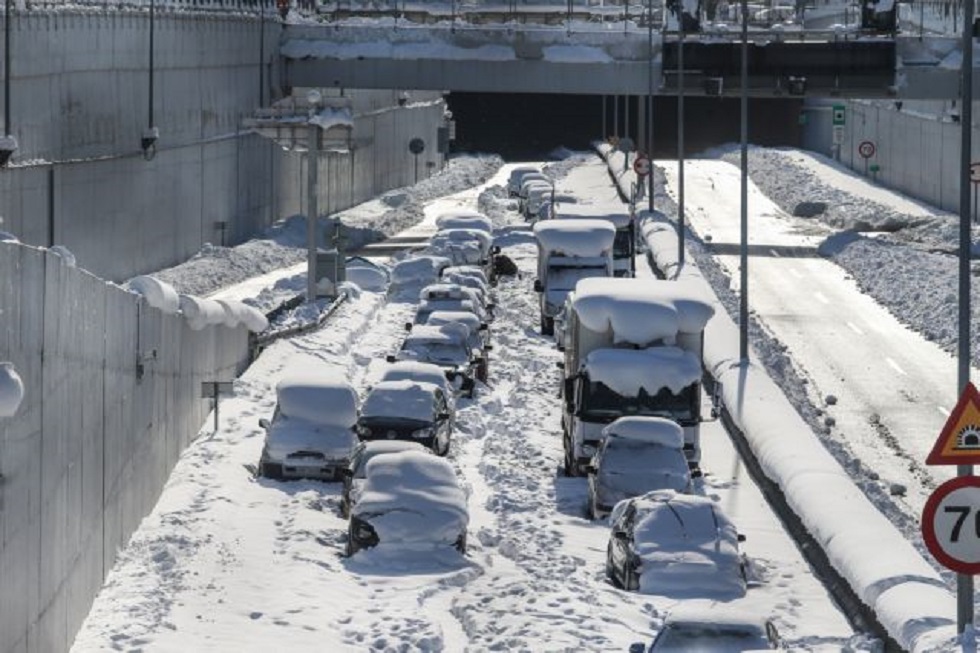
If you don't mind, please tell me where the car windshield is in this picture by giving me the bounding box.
[547,267,608,292]
[359,415,431,429]
[581,382,697,421]
[404,341,469,366]
[653,625,770,652]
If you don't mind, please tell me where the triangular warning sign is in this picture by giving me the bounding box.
[927,382,980,465]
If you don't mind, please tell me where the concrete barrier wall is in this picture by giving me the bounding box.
[0,11,446,283]
[803,98,972,213]
[0,241,251,653]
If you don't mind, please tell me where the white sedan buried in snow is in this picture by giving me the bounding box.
[606,490,747,598]
[586,417,694,520]
[375,360,458,408]
[388,324,481,397]
[258,375,359,482]
[340,440,431,518]
[346,450,469,556]
[635,601,782,651]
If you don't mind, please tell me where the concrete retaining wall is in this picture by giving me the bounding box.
[803,98,972,213]
[0,241,252,653]
[0,10,446,282]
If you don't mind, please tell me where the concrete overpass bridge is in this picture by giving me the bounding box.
[279,4,970,99]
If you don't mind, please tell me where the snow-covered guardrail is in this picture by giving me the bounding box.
[595,142,959,653]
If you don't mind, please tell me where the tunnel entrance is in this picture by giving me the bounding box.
[447,92,805,161]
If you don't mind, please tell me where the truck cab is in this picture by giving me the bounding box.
[556,210,635,278]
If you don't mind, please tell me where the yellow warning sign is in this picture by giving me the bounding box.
[927,382,980,465]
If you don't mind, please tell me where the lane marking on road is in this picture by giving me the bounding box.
[938,405,951,417]
[884,357,907,376]
[814,291,830,305]
[846,322,864,335]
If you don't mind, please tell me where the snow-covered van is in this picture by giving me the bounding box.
[532,219,616,336]
[555,209,634,277]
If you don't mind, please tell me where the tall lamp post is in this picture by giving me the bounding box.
[676,22,685,265]
[1,0,18,166]
[306,90,323,303]
[956,0,974,633]
[141,0,159,158]
[739,0,749,362]
[647,0,654,213]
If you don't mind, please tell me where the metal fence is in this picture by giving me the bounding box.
[0,242,251,653]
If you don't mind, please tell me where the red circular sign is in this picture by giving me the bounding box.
[922,476,980,575]
[633,156,651,176]
[858,141,876,159]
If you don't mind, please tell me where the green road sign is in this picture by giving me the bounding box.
[832,104,846,126]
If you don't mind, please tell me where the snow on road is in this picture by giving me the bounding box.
[72,156,860,652]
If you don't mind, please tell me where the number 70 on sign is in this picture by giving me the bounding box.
[922,476,980,575]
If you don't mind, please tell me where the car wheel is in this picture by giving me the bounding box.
[563,437,578,477]
[340,497,350,519]
[540,315,554,336]
[455,531,468,554]
[586,492,596,520]
[624,561,639,591]
[260,461,283,480]
[605,543,616,582]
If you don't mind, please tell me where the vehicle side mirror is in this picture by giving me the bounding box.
[691,468,704,479]
[437,412,451,421]
[486,303,496,312]
[563,377,575,402]
[484,344,493,351]
[461,376,476,393]
[479,323,489,331]
[533,279,543,293]
[404,322,413,331]
[386,354,396,363]
[258,418,270,430]
[584,464,597,475]
[614,529,629,541]
[737,533,747,542]
[491,245,501,255]
[556,361,565,370]
[628,644,647,653]
[340,468,353,478]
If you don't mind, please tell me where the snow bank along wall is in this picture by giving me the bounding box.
[0,241,252,653]
[804,99,972,212]
[0,7,447,283]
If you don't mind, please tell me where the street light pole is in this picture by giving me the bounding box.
[956,0,974,634]
[307,122,320,302]
[739,0,749,362]
[677,28,685,266]
[647,0,654,213]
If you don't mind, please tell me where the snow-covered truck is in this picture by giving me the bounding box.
[532,219,616,336]
[559,277,714,475]
[555,210,635,278]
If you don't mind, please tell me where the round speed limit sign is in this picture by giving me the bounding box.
[922,476,980,574]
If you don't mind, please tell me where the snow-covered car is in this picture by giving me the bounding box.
[340,440,430,518]
[389,254,451,292]
[434,211,493,234]
[357,380,454,455]
[633,602,782,651]
[347,450,469,556]
[606,490,747,597]
[523,182,554,219]
[257,375,359,481]
[586,417,693,520]
[428,228,494,268]
[387,324,482,397]
[375,360,458,407]
[441,266,491,298]
[415,283,492,322]
[420,310,491,382]
[506,165,541,196]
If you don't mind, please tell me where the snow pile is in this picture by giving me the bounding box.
[0,362,24,418]
[533,219,616,257]
[584,347,702,396]
[215,298,269,332]
[603,416,685,448]
[126,276,180,314]
[178,294,228,331]
[623,490,746,598]
[346,263,389,291]
[276,375,358,427]
[354,451,468,547]
[361,380,441,420]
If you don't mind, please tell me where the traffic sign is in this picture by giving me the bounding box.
[971,162,980,184]
[922,476,980,575]
[408,137,425,155]
[832,125,844,146]
[832,104,846,126]
[633,156,651,177]
[858,140,876,159]
[927,382,980,465]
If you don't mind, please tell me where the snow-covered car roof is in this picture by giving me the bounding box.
[583,347,702,397]
[660,600,772,630]
[441,270,489,295]
[442,265,489,285]
[601,416,685,449]
[355,451,469,547]
[434,214,493,234]
[403,323,470,346]
[431,228,493,254]
[424,310,483,331]
[390,255,451,287]
[377,361,455,399]
[419,283,483,305]
[275,374,358,428]
[615,490,746,598]
[360,380,445,421]
[651,600,776,651]
[534,219,616,256]
[572,277,715,340]
[346,257,390,292]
